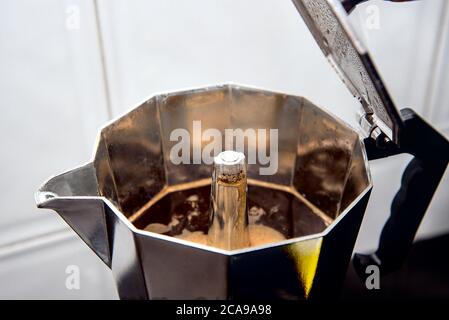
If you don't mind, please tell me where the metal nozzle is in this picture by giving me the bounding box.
[208,151,249,250]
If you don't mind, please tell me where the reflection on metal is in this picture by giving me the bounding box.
[292,0,403,143]
[286,237,323,298]
[36,84,372,299]
[208,151,250,250]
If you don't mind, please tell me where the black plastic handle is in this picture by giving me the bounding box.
[354,109,449,277]
[342,0,420,14]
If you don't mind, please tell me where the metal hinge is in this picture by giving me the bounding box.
[357,109,391,144]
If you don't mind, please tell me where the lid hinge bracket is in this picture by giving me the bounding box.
[357,109,391,147]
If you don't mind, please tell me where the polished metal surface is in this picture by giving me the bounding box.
[208,151,249,250]
[291,0,403,143]
[36,84,372,299]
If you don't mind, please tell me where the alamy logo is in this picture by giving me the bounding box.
[65,265,80,290]
[365,5,380,30]
[65,5,80,31]
[365,265,380,290]
[169,121,279,175]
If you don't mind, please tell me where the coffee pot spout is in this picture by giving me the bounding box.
[35,163,111,267]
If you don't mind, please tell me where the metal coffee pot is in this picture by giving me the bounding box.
[35,0,448,300]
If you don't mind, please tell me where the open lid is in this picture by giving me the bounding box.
[292,0,403,144]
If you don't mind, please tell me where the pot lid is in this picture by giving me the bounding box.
[292,0,403,144]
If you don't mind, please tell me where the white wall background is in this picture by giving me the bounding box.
[0,0,448,299]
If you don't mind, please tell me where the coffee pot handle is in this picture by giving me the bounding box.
[353,108,449,278]
[341,0,420,14]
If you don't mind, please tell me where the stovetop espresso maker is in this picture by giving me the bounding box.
[35,0,449,299]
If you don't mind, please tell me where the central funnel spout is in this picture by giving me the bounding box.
[208,151,250,250]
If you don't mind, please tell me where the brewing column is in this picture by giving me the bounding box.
[208,151,250,250]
